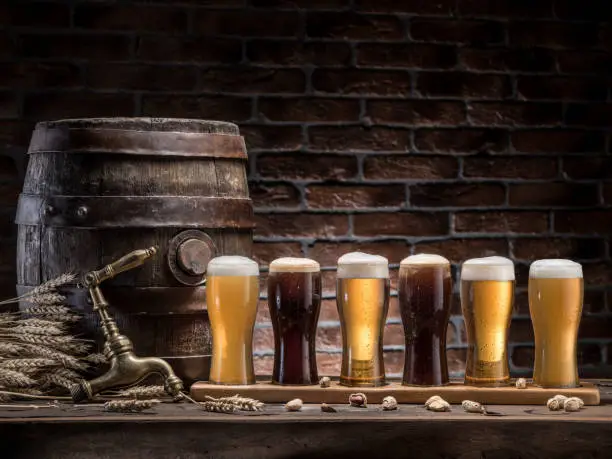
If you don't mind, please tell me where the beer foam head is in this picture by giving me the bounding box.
[337,252,389,279]
[207,256,259,277]
[529,259,582,279]
[461,256,515,281]
[270,257,320,273]
[400,254,450,266]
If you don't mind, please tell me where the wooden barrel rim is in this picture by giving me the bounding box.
[28,126,247,159]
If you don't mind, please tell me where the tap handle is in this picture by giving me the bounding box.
[84,247,158,287]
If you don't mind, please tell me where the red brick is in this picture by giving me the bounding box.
[200,67,305,93]
[411,183,505,207]
[194,10,300,37]
[578,343,602,366]
[247,41,351,66]
[142,95,251,121]
[384,350,404,375]
[316,326,341,351]
[509,22,599,49]
[565,104,612,128]
[23,93,135,119]
[455,211,548,234]
[557,51,612,74]
[512,130,606,153]
[0,92,19,119]
[583,263,612,285]
[415,129,508,153]
[309,126,410,151]
[355,0,456,14]
[463,157,558,179]
[509,319,534,343]
[307,185,405,209]
[136,36,242,63]
[469,102,562,127]
[21,34,133,60]
[364,155,459,180]
[312,69,411,95]
[383,324,405,347]
[517,76,608,101]
[87,64,197,91]
[582,316,612,339]
[5,2,70,27]
[254,213,349,238]
[414,238,508,263]
[357,43,456,68]
[511,346,534,369]
[241,126,302,150]
[308,241,410,266]
[0,62,82,89]
[555,211,612,234]
[513,238,605,261]
[417,72,511,99]
[307,12,403,39]
[250,183,301,209]
[74,5,186,32]
[447,349,467,374]
[563,156,612,179]
[257,153,358,180]
[583,290,606,314]
[319,299,339,322]
[509,183,599,207]
[459,0,553,18]
[253,327,274,351]
[259,98,359,122]
[388,297,400,320]
[460,48,556,72]
[316,353,341,375]
[256,300,271,324]
[367,100,465,126]
[253,242,303,267]
[254,355,274,374]
[411,19,505,44]
[321,271,337,293]
[355,212,449,236]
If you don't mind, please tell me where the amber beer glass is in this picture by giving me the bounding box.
[268,257,322,385]
[206,256,259,385]
[399,254,452,386]
[337,252,390,387]
[460,256,515,386]
[529,259,583,388]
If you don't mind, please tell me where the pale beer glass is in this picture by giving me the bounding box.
[268,257,322,385]
[399,254,452,386]
[336,252,390,387]
[206,256,259,385]
[529,259,583,388]
[460,256,515,386]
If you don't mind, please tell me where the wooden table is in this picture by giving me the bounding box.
[2,382,612,459]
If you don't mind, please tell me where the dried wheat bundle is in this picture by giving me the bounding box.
[40,373,76,390]
[83,353,107,365]
[16,343,85,370]
[23,293,67,306]
[204,394,264,412]
[20,305,73,317]
[0,358,57,370]
[104,399,161,413]
[113,385,167,400]
[0,369,36,387]
[0,274,76,307]
[199,400,237,414]
[2,324,65,336]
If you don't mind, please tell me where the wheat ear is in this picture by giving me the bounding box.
[0,369,36,387]
[112,385,167,400]
[104,399,161,413]
[204,394,264,411]
[199,400,238,413]
[0,358,57,370]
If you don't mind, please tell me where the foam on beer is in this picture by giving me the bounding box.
[400,254,449,266]
[529,259,582,279]
[461,256,515,281]
[269,257,320,273]
[337,252,389,279]
[207,256,259,277]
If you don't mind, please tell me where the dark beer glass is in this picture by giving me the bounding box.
[399,254,452,386]
[268,257,321,385]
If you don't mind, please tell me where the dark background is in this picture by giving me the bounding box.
[1,0,611,379]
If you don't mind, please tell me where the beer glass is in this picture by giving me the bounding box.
[206,256,259,385]
[336,252,390,387]
[268,257,322,385]
[399,254,452,386]
[529,259,583,388]
[460,256,515,386]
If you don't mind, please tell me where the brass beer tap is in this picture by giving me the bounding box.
[70,247,184,402]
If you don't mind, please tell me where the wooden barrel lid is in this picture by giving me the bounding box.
[28,117,246,158]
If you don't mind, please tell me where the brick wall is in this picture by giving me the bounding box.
[1,0,611,379]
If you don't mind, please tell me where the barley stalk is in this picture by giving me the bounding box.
[0,369,36,387]
[0,358,57,370]
[199,400,237,413]
[17,344,85,370]
[50,367,81,382]
[2,325,65,336]
[20,306,72,317]
[204,394,264,411]
[23,293,67,306]
[83,353,107,365]
[19,318,66,328]
[104,399,161,413]
[113,385,167,400]
[41,374,76,390]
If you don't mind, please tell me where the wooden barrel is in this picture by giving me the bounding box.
[15,117,253,385]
